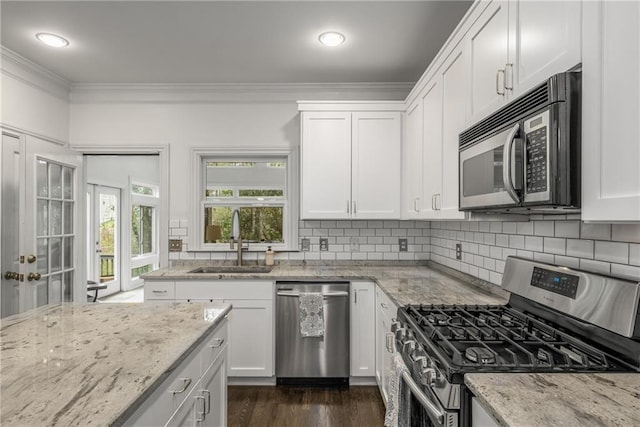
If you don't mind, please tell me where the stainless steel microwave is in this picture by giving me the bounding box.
[459,70,581,213]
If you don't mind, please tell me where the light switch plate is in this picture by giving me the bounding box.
[349,237,360,252]
[169,239,182,252]
[301,238,310,251]
[399,238,408,252]
[319,238,329,251]
[456,243,462,260]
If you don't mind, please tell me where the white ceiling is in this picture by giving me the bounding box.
[0,1,472,85]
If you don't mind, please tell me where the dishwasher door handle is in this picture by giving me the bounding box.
[276,291,349,297]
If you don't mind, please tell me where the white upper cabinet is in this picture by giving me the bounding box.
[422,79,443,219]
[468,0,510,124]
[300,112,352,219]
[582,0,640,221]
[508,0,581,98]
[468,0,581,124]
[402,100,424,219]
[300,103,403,220]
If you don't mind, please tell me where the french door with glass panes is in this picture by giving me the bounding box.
[87,185,120,296]
[1,133,83,317]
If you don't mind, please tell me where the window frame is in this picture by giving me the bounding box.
[190,148,299,252]
[129,179,159,285]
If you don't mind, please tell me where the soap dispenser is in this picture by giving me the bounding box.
[265,246,275,266]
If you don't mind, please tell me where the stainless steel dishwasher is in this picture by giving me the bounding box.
[276,281,350,386]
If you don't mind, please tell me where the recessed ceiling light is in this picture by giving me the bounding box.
[35,33,69,48]
[318,31,345,47]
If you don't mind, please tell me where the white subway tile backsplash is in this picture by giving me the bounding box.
[479,222,491,232]
[581,223,611,241]
[490,222,502,233]
[490,246,502,259]
[543,237,566,255]
[484,233,496,245]
[368,221,383,228]
[502,248,517,259]
[534,221,554,237]
[516,250,534,259]
[496,234,510,247]
[533,252,555,263]
[566,239,594,259]
[611,263,640,281]
[376,229,392,236]
[555,221,580,238]
[612,224,640,243]
[490,271,503,285]
[484,257,496,271]
[516,222,534,235]
[594,241,629,264]
[524,236,544,252]
[478,268,490,281]
[554,255,580,269]
[509,235,525,249]
[495,260,506,273]
[579,259,611,275]
[502,222,517,234]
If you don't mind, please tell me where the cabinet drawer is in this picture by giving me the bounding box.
[144,281,175,300]
[201,318,228,372]
[175,280,273,301]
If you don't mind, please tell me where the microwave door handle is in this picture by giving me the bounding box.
[502,123,521,203]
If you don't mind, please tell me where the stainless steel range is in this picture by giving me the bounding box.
[392,257,640,427]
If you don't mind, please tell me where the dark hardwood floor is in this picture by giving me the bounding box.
[228,385,386,427]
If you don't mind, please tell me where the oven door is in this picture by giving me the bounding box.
[459,123,523,210]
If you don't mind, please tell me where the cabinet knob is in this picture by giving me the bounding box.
[209,338,225,348]
[169,377,192,395]
[27,272,41,281]
[27,255,37,264]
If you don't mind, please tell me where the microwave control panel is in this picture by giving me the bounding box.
[525,118,548,194]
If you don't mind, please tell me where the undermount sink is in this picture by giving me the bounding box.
[187,266,273,274]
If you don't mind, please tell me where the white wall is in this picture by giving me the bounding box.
[1,48,70,143]
[85,155,159,188]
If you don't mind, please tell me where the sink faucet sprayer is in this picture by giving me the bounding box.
[230,209,244,266]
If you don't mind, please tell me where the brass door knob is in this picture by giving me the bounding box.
[27,255,37,264]
[4,271,19,280]
[27,272,41,281]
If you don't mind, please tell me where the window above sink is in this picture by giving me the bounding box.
[190,148,299,252]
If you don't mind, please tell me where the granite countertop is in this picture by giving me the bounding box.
[0,302,231,427]
[466,373,640,427]
[142,263,510,306]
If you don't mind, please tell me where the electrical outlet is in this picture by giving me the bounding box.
[456,243,462,260]
[319,238,329,251]
[301,238,310,251]
[169,239,182,252]
[399,238,408,252]
[349,237,360,252]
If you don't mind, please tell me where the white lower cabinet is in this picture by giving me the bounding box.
[350,281,376,377]
[124,318,228,427]
[471,397,500,427]
[173,280,274,378]
[375,285,398,405]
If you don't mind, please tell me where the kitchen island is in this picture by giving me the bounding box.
[0,302,231,426]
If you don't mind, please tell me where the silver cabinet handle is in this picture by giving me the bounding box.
[152,290,167,294]
[380,302,389,309]
[276,291,349,297]
[505,63,514,90]
[502,123,521,204]
[436,193,441,211]
[195,395,206,422]
[414,198,419,212]
[431,194,436,211]
[401,371,444,425]
[202,390,211,414]
[209,338,225,348]
[169,377,192,395]
[496,69,505,95]
[346,200,350,214]
[352,201,357,214]
[354,289,358,304]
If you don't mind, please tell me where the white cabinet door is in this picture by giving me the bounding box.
[350,281,376,377]
[200,351,227,427]
[402,101,424,219]
[352,112,402,219]
[508,0,581,98]
[422,79,443,219]
[467,0,510,124]
[224,299,274,377]
[440,46,468,220]
[582,0,640,221]
[300,112,351,219]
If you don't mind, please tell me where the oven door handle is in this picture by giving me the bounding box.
[401,371,445,426]
[502,122,521,204]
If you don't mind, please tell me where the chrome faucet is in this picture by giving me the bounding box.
[230,209,244,266]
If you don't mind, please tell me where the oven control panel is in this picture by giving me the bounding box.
[530,267,579,299]
[525,125,548,194]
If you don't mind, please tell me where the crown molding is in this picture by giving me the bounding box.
[69,82,414,104]
[1,46,71,101]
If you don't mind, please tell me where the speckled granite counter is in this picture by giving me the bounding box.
[0,302,231,427]
[142,263,509,306]
[466,373,640,427]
